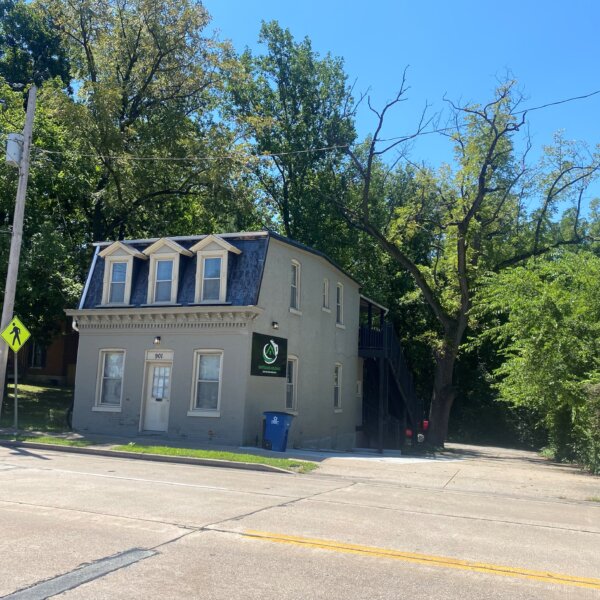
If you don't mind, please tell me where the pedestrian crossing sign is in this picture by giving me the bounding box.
[1,316,31,353]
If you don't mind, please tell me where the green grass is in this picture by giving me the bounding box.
[0,384,72,431]
[587,496,600,503]
[113,442,318,474]
[0,433,92,447]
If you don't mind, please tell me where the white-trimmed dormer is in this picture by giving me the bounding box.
[99,241,146,306]
[143,238,193,305]
[189,234,242,304]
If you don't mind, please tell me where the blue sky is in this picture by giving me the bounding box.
[204,0,600,202]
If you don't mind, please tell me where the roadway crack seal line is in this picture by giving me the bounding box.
[242,530,600,591]
[1,548,156,600]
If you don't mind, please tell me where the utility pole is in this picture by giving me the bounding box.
[0,84,37,421]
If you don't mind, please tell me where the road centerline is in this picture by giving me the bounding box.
[242,530,600,591]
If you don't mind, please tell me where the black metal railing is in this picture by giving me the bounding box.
[359,323,421,426]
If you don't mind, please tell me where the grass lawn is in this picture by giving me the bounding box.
[113,442,318,474]
[0,384,72,431]
[0,434,92,447]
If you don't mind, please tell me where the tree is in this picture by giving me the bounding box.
[0,0,70,89]
[227,21,357,254]
[340,78,600,445]
[47,0,258,243]
[476,251,600,473]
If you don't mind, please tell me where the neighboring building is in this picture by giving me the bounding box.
[66,231,421,450]
[8,320,78,386]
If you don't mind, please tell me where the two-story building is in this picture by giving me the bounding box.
[66,231,369,449]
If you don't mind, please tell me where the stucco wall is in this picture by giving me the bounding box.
[244,238,362,449]
[72,327,252,445]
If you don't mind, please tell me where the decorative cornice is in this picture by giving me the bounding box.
[65,306,262,331]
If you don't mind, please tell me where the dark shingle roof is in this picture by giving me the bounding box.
[81,235,268,309]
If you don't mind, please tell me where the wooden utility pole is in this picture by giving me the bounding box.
[0,84,37,421]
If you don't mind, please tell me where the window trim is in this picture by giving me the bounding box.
[102,256,134,306]
[195,250,229,304]
[285,355,299,412]
[188,349,223,417]
[94,349,125,412]
[334,362,342,411]
[335,283,344,326]
[290,259,301,313]
[147,252,180,305]
[322,278,330,312]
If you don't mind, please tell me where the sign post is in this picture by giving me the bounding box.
[1,316,31,433]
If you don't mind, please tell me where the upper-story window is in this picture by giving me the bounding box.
[154,259,174,302]
[201,256,222,301]
[143,238,192,305]
[109,261,127,303]
[290,260,301,311]
[99,241,146,306]
[322,278,330,311]
[190,235,242,304]
[336,283,344,325]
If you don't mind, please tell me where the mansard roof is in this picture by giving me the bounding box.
[82,233,269,309]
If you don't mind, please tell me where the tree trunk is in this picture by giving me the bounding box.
[427,341,459,446]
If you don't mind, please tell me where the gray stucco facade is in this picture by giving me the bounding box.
[67,231,363,449]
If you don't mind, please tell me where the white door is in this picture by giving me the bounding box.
[143,363,171,432]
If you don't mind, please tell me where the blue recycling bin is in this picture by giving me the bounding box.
[263,411,295,452]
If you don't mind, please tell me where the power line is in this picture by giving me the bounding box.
[34,143,351,163]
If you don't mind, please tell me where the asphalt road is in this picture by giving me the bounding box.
[0,444,599,599]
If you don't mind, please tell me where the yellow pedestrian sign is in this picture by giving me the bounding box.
[1,316,31,353]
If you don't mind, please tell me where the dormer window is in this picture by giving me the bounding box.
[190,235,242,304]
[143,238,192,305]
[109,262,127,303]
[154,260,174,302]
[201,256,222,301]
[99,241,146,306]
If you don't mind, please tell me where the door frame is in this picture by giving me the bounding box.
[139,349,174,433]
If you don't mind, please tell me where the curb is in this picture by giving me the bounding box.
[0,440,294,474]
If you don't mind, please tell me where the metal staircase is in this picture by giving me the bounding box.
[358,322,423,448]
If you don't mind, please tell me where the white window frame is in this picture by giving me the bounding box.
[188,349,223,417]
[336,283,344,327]
[147,253,180,304]
[290,259,301,314]
[286,355,298,412]
[99,241,146,306]
[196,251,228,303]
[334,362,342,411]
[94,349,125,412]
[102,256,134,305]
[322,278,330,312]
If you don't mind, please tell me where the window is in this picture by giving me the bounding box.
[143,239,192,305]
[29,341,46,369]
[190,350,223,415]
[190,235,241,304]
[286,356,298,411]
[202,256,222,301]
[334,363,342,410]
[290,260,300,311]
[322,278,330,310]
[97,350,125,409]
[108,262,127,303]
[154,259,173,303]
[100,241,145,306]
[336,283,344,325]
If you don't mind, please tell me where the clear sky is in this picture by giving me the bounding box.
[204,0,600,202]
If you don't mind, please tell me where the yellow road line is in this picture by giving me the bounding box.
[243,530,600,591]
